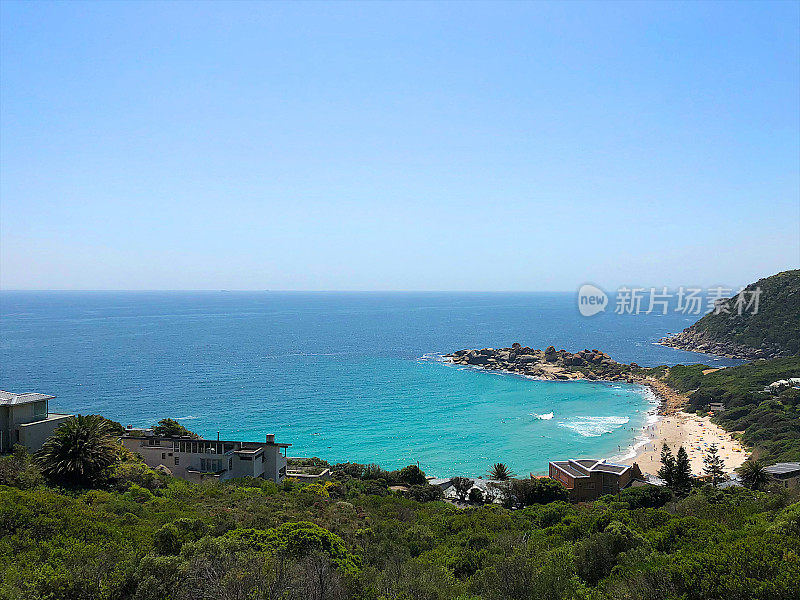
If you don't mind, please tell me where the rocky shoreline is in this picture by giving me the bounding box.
[445,344,688,415]
[446,344,637,382]
[658,330,785,360]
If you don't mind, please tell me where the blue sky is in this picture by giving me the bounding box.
[1,1,798,291]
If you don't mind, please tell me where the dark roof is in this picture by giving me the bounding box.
[764,462,800,475]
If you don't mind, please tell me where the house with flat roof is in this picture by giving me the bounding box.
[764,462,800,489]
[0,391,73,453]
[549,459,643,502]
[120,431,291,484]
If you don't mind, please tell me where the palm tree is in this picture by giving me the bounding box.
[35,415,120,485]
[739,460,769,490]
[489,463,514,481]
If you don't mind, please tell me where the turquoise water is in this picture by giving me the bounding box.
[0,292,742,476]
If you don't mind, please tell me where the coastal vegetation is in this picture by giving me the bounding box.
[657,444,692,496]
[656,356,800,463]
[489,463,513,481]
[34,414,120,486]
[1,439,799,600]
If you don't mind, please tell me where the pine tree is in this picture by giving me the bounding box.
[657,443,675,488]
[703,443,725,487]
[674,446,693,495]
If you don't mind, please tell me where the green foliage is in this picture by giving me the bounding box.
[229,521,361,578]
[683,269,800,356]
[0,445,44,489]
[738,460,770,491]
[452,477,473,501]
[502,477,569,508]
[468,487,484,504]
[1,446,798,599]
[656,356,800,463]
[34,414,121,486]
[702,444,725,486]
[399,464,427,485]
[657,444,676,487]
[405,484,444,502]
[611,485,672,509]
[152,418,199,438]
[658,445,692,496]
[674,446,693,495]
[489,463,513,480]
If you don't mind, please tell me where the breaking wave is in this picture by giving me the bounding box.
[530,412,554,420]
[558,415,630,437]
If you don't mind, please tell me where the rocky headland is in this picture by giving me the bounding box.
[445,344,690,415]
[659,270,799,360]
[446,344,638,382]
[658,330,781,360]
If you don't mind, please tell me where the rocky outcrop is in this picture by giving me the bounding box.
[659,329,785,360]
[447,345,636,382]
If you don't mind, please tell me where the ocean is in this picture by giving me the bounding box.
[0,291,743,476]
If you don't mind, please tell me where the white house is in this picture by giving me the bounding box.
[120,431,290,483]
[0,390,73,453]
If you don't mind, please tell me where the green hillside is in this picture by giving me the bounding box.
[2,448,799,600]
[659,356,800,463]
[663,270,800,358]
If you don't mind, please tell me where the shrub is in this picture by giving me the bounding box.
[404,484,443,503]
[399,465,427,486]
[468,487,484,504]
[615,485,673,509]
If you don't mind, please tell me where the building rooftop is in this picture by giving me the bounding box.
[121,432,291,448]
[0,391,54,406]
[764,462,800,475]
[550,459,633,478]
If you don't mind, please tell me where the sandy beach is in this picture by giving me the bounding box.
[620,411,749,476]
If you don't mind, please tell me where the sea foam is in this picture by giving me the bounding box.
[530,412,554,420]
[559,415,630,437]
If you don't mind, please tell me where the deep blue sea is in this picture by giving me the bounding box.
[0,292,743,476]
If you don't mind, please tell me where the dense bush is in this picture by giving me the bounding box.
[1,447,798,599]
[609,484,673,509]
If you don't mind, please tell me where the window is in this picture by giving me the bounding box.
[261,454,266,463]
[239,455,252,461]
[229,458,233,470]
[161,453,166,460]
[174,457,180,466]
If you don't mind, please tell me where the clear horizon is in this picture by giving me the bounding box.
[2,1,798,292]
